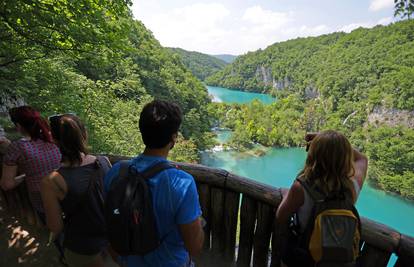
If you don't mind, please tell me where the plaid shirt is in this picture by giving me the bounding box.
[4,138,61,212]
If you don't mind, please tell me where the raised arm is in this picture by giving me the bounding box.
[352,148,368,188]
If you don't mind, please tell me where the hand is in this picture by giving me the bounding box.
[305,132,318,142]
[305,132,318,151]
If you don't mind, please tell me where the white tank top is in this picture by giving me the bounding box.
[297,179,361,232]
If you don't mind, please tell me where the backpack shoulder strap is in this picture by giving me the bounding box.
[141,161,176,179]
[96,156,112,174]
[296,178,325,202]
[118,160,132,179]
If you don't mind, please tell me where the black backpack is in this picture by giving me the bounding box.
[105,160,175,256]
[283,178,361,267]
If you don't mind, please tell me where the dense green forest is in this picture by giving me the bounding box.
[0,0,213,162]
[212,54,237,63]
[1,0,413,198]
[168,47,228,80]
[207,20,414,198]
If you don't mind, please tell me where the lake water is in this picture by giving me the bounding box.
[207,85,275,104]
[203,86,414,264]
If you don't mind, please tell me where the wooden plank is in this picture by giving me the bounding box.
[198,184,211,249]
[395,234,414,267]
[270,217,286,267]
[237,195,257,267]
[394,258,406,267]
[395,257,412,267]
[253,202,273,267]
[211,187,225,254]
[106,154,414,265]
[0,155,6,207]
[177,162,227,187]
[223,190,240,263]
[108,155,282,205]
[226,173,283,206]
[108,155,228,187]
[361,217,400,253]
[358,243,391,267]
[4,190,20,216]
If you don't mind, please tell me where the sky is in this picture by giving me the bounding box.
[131,0,397,55]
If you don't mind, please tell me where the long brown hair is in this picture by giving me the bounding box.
[53,114,88,166]
[299,130,354,196]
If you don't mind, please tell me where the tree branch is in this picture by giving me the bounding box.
[0,54,49,68]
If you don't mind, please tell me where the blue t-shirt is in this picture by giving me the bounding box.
[104,154,202,267]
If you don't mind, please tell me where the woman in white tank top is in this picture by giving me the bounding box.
[276,130,368,267]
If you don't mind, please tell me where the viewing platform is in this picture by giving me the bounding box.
[1,154,413,267]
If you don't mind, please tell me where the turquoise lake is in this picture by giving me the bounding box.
[207,85,275,104]
[203,85,414,263]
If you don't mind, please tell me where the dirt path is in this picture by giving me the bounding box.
[0,199,61,267]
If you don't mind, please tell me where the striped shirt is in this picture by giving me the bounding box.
[4,138,61,212]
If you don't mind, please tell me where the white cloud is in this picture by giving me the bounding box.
[130,1,395,54]
[284,25,330,36]
[339,17,394,33]
[131,2,335,54]
[369,0,394,11]
[242,6,291,28]
[136,3,231,53]
[339,22,374,33]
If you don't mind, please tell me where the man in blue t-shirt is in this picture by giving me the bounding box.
[104,100,204,267]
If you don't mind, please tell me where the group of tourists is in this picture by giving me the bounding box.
[0,100,368,267]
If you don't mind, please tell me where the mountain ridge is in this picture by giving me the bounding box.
[168,47,228,81]
[212,54,237,63]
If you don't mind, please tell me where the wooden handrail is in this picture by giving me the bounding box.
[1,153,413,267]
[107,155,414,266]
[109,155,283,206]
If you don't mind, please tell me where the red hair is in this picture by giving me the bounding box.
[9,106,53,143]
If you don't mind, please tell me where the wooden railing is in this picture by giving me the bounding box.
[108,156,414,267]
[1,154,414,267]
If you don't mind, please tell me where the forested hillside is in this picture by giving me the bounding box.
[169,48,228,80]
[206,21,413,107]
[0,0,213,162]
[212,54,237,63]
[208,20,414,198]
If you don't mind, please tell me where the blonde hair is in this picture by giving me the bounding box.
[299,130,354,196]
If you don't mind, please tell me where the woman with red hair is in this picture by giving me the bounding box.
[1,106,61,217]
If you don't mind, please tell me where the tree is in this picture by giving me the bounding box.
[394,0,414,19]
[1,0,213,163]
[0,0,132,67]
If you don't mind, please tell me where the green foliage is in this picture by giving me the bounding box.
[206,20,414,110]
[0,0,131,68]
[223,96,305,149]
[365,126,414,198]
[208,20,414,198]
[169,134,200,163]
[169,48,228,80]
[0,0,213,163]
[212,54,237,64]
[394,0,414,19]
